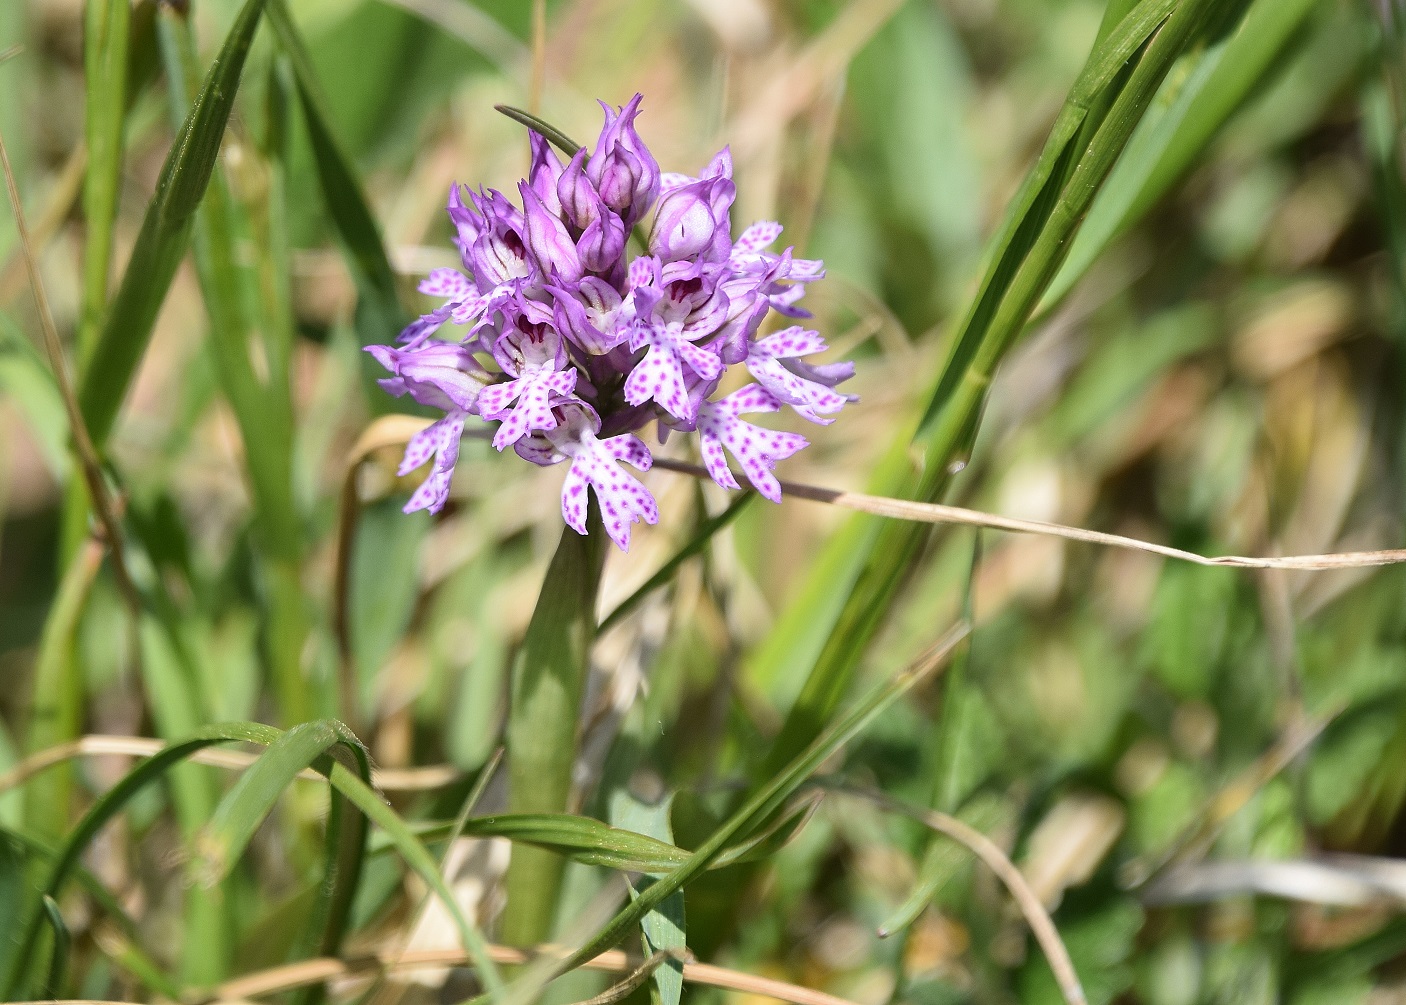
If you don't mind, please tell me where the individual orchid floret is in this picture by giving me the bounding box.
[548,277,630,355]
[520,181,583,283]
[372,93,853,550]
[366,341,490,414]
[697,385,809,503]
[398,411,467,515]
[587,94,660,229]
[518,403,659,551]
[479,299,579,450]
[746,327,857,424]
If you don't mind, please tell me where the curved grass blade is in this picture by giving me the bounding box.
[609,792,684,1005]
[3,721,503,1001]
[40,895,68,999]
[599,492,755,635]
[1041,0,1321,313]
[194,720,368,886]
[484,625,967,1005]
[494,103,583,158]
[77,0,267,447]
[264,0,400,342]
[758,0,1226,783]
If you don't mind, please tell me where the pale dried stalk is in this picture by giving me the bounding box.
[0,735,459,795]
[207,944,863,1005]
[647,458,1406,571]
[0,125,142,618]
[828,786,1087,1005]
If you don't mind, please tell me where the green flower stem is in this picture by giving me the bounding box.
[500,521,607,948]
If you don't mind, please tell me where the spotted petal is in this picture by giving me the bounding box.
[560,433,658,550]
[399,410,466,515]
[697,385,808,502]
[624,322,723,421]
[479,368,579,450]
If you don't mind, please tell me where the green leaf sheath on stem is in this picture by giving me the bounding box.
[501,522,608,948]
[76,0,266,448]
[77,0,130,368]
[758,0,1225,781]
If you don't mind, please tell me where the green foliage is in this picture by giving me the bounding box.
[5,0,1406,1001]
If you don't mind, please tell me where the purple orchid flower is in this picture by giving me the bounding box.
[368,94,855,550]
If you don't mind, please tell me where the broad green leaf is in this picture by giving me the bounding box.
[609,792,684,1005]
[77,0,267,447]
[502,522,607,947]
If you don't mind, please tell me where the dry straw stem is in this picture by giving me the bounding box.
[0,141,87,304]
[646,458,1406,571]
[356,418,1406,574]
[827,786,1087,1005]
[0,735,460,795]
[0,125,141,616]
[200,944,864,1005]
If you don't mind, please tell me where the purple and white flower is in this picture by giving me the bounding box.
[369,94,855,549]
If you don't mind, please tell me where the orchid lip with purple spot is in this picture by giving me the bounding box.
[368,94,851,550]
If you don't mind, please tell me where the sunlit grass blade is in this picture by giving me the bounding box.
[22,540,103,843]
[489,624,967,1005]
[265,0,401,342]
[494,103,584,158]
[194,720,368,885]
[77,0,266,447]
[609,792,685,1005]
[1041,0,1322,313]
[76,0,130,367]
[598,492,755,634]
[758,0,1226,781]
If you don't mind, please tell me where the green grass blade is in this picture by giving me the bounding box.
[598,492,755,635]
[758,0,1226,782]
[505,624,967,1003]
[158,4,309,724]
[77,0,131,367]
[609,793,684,1005]
[1042,0,1321,312]
[77,0,266,447]
[40,895,68,999]
[22,541,102,842]
[194,720,368,885]
[264,0,400,339]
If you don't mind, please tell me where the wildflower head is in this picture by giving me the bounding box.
[370,95,852,550]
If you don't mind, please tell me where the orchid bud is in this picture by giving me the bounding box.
[519,181,582,283]
[578,208,626,273]
[648,178,718,262]
[366,341,490,413]
[587,94,660,227]
[527,131,565,218]
[556,149,599,231]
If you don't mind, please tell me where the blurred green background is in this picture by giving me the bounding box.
[4,0,1406,1002]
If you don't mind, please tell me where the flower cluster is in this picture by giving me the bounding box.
[370,95,855,550]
